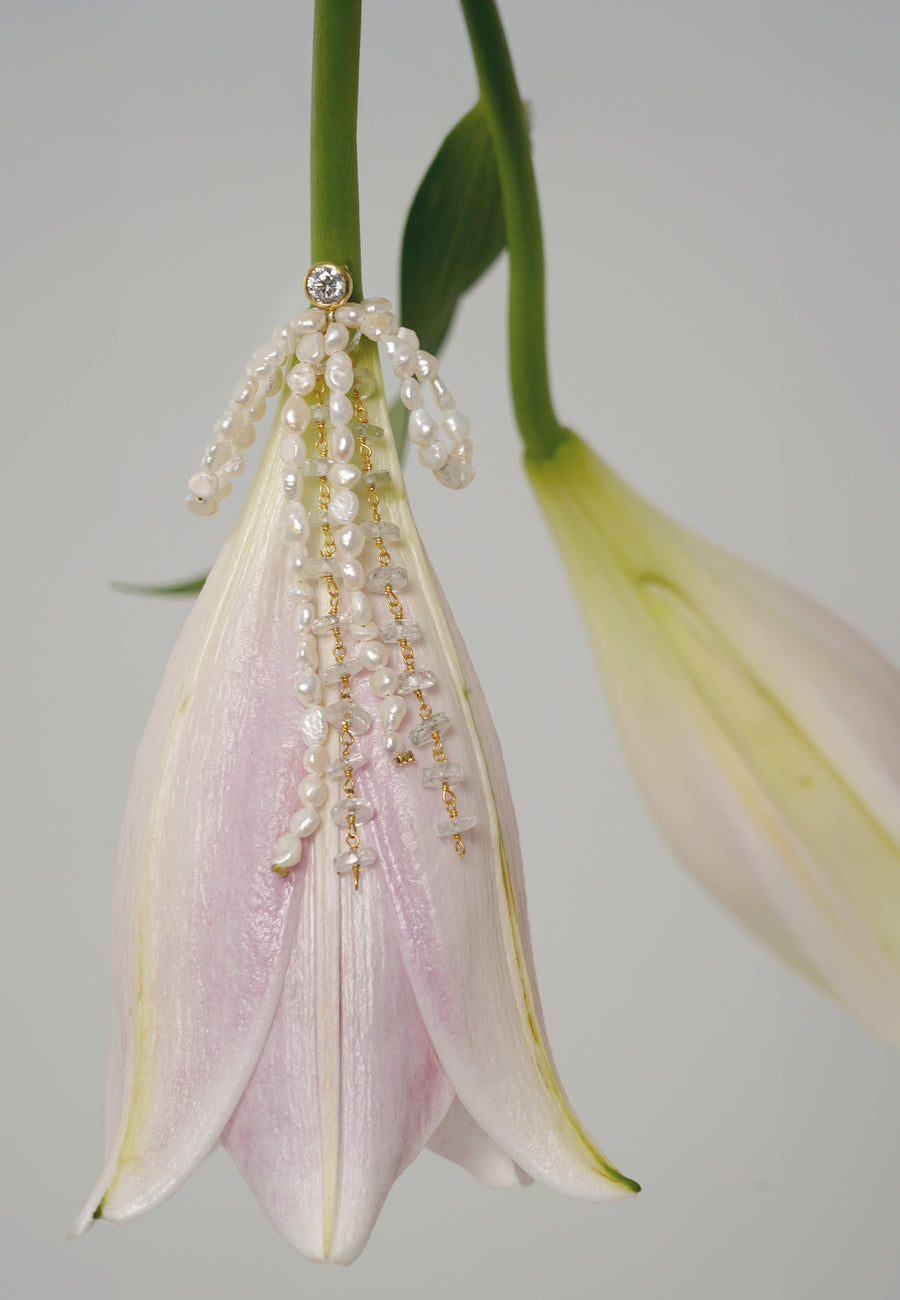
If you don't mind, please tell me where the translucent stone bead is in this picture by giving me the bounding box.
[410,713,450,747]
[443,411,470,441]
[328,488,360,525]
[381,695,406,731]
[431,377,455,411]
[295,603,315,633]
[301,556,337,579]
[295,333,325,364]
[320,657,361,684]
[330,392,353,426]
[325,352,353,393]
[381,619,421,644]
[326,751,368,779]
[324,322,350,354]
[283,469,303,500]
[352,368,376,398]
[334,845,377,875]
[338,555,365,590]
[370,667,398,698]
[349,589,371,623]
[296,635,318,671]
[230,376,258,408]
[185,494,217,517]
[297,774,328,808]
[282,503,309,543]
[399,376,423,410]
[415,350,439,381]
[291,307,327,334]
[359,641,388,671]
[273,832,302,869]
[366,564,407,593]
[300,705,328,746]
[349,621,380,641]
[290,806,320,838]
[188,472,218,500]
[421,762,464,788]
[303,745,329,776]
[408,409,440,445]
[312,612,343,634]
[397,668,436,694]
[336,522,364,556]
[287,361,317,394]
[303,457,333,477]
[351,420,383,439]
[363,470,391,487]
[282,395,311,434]
[419,440,448,471]
[360,520,400,542]
[311,403,328,422]
[382,731,403,758]
[295,669,321,703]
[334,302,365,328]
[325,701,372,732]
[288,579,315,602]
[329,426,355,463]
[330,797,374,826]
[435,816,477,838]
[330,462,361,490]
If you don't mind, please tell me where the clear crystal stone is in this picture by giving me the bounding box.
[381,619,421,644]
[397,668,436,695]
[320,657,361,684]
[330,796,375,826]
[409,713,450,747]
[305,262,351,307]
[421,762,464,788]
[302,457,333,477]
[325,751,368,779]
[350,420,383,439]
[360,520,400,541]
[325,701,372,732]
[435,815,477,838]
[363,470,391,487]
[334,845,377,875]
[367,564,407,593]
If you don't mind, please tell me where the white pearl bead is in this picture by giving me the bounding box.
[253,340,287,367]
[324,322,350,354]
[299,704,328,746]
[295,669,321,703]
[222,451,244,476]
[296,633,318,669]
[290,806,320,838]
[325,351,353,393]
[329,462,362,489]
[338,555,365,589]
[451,437,473,462]
[391,346,416,378]
[202,441,234,471]
[328,488,360,525]
[336,522,364,555]
[272,322,296,351]
[185,494,217,516]
[292,308,327,334]
[282,395,311,434]
[280,433,306,466]
[295,333,325,364]
[396,326,420,351]
[295,603,315,632]
[350,589,372,623]
[283,469,303,499]
[230,377,258,408]
[246,398,265,425]
[399,377,423,410]
[263,369,283,397]
[443,410,470,441]
[214,477,232,501]
[287,362,317,394]
[283,503,309,543]
[214,407,248,442]
[330,392,353,425]
[415,350,439,381]
[359,641,388,671]
[418,440,448,470]
[297,774,328,808]
[382,731,402,758]
[457,462,475,488]
[407,409,439,445]
[246,354,277,380]
[188,471,218,500]
[370,666,398,697]
[361,311,397,340]
[272,832,302,869]
[329,426,355,462]
[381,694,406,731]
[303,745,328,775]
[334,302,364,327]
[361,296,393,315]
[431,377,455,410]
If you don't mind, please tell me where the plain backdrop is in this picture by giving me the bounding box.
[3,2,900,1297]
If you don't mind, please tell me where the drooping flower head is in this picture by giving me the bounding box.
[75,269,637,1263]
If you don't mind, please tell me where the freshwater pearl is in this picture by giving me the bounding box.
[451,437,473,462]
[399,376,423,410]
[297,774,328,808]
[325,351,353,393]
[396,326,420,352]
[329,462,361,489]
[407,409,439,445]
[303,745,328,775]
[328,488,360,525]
[214,477,232,501]
[329,392,353,425]
[350,589,372,623]
[246,397,266,424]
[272,322,296,351]
[443,410,470,441]
[370,667,398,698]
[282,394,311,434]
[296,633,318,670]
[431,377,455,410]
[292,308,327,334]
[185,494,217,516]
[230,377,258,407]
[390,346,416,378]
[294,669,321,703]
[280,433,306,466]
[263,369,283,397]
[334,302,365,328]
[188,472,218,500]
[202,441,234,471]
[324,322,350,354]
[283,469,303,499]
[299,704,328,747]
[359,641,388,671]
[295,333,325,364]
[214,407,247,442]
[335,522,364,556]
[382,731,402,758]
[283,503,310,544]
[221,451,244,476]
[360,296,392,315]
[337,555,365,589]
[415,350,439,380]
[290,806,320,838]
[381,695,406,731]
[287,361,316,394]
[329,426,355,463]
[272,833,302,869]
[418,440,448,470]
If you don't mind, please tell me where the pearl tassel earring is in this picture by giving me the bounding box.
[185,263,476,888]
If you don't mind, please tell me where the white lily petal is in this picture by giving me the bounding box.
[428,1099,531,1189]
[530,432,900,1042]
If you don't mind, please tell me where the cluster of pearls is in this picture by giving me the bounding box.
[188,262,476,885]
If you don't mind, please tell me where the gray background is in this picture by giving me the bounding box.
[3,1,900,1296]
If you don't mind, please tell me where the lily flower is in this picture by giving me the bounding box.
[529,429,900,1043]
[75,295,637,1264]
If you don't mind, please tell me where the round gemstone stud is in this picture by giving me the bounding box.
[304,262,353,308]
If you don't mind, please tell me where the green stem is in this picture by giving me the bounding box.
[460,0,564,461]
[310,0,363,294]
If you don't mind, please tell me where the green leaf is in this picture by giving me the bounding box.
[400,99,506,358]
[111,574,208,597]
